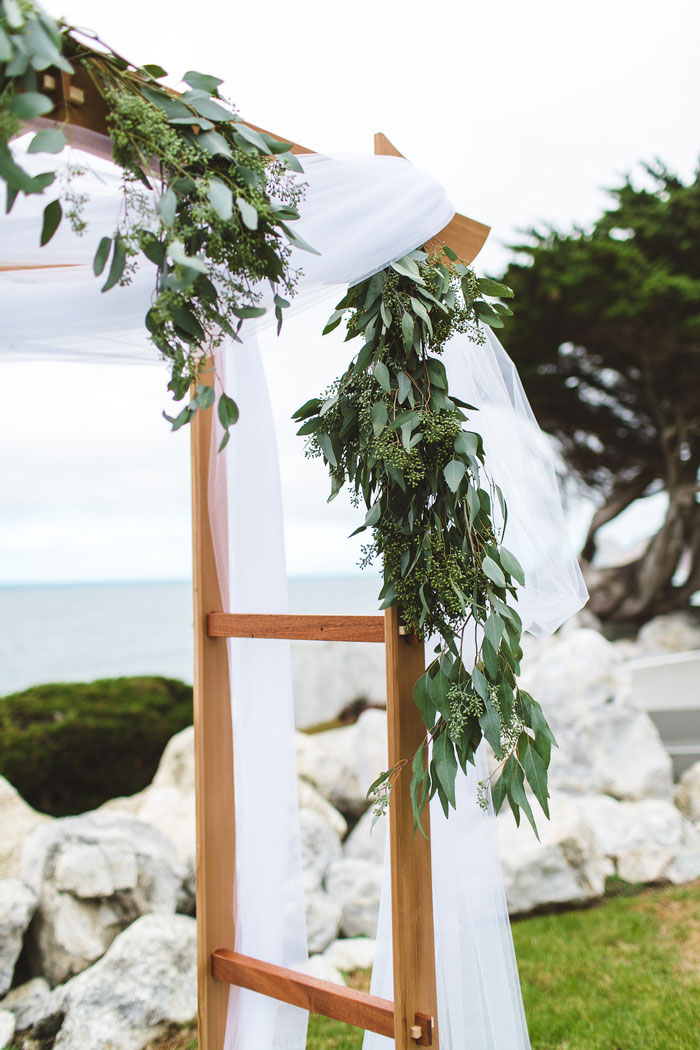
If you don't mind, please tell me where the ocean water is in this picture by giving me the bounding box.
[0,576,383,697]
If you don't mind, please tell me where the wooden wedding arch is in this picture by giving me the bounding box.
[14,68,491,1050]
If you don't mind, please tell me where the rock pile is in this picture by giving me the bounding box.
[1,615,699,1049]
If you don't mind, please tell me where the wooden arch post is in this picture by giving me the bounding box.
[15,73,490,1045]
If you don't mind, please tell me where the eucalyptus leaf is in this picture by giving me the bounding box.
[318,433,337,467]
[373,360,391,393]
[401,310,414,350]
[102,236,127,291]
[183,69,223,92]
[3,0,24,29]
[208,178,233,220]
[39,198,61,246]
[482,555,506,588]
[371,400,388,435]
[93,236,112,277]
[477,277,514,299]
[157,187,177,227]
[433,730,458,808]
[0,24,11,61]
[443,459,466,493]
[9,91,52,119]
[27,128,65,154]
[500,546,526,585]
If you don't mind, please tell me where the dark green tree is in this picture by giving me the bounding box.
[500,162,699,622]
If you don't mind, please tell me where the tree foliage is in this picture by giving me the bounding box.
[500,162,700,621]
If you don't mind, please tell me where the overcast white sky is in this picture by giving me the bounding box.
[1,0,697,584]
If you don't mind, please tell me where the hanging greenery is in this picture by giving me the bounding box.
[0,0,311,447]
[2,1,556,835]
[294,249,556,835]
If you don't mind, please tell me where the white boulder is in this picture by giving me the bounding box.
[0,1009,15,1050]
[576,795,700,884]
[53,913,196,1050]
[298,780,347,840]
[343,807,387,866]
[0,879,37,995]
[636,613,700,654]
[325,858,384,938]
[21,812,183,985]
[305,891,342,955]
[323,937,376,973]
[522,629,673,801]
[497,792,613,915]
[296,709,388,819]
[0,977,53,1031]
[674,762,700,825]
[0,777,51,880]
[300,809,342,892]
[305,954,345,987]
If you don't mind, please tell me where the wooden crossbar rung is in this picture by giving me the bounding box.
[211,949,395,1038]
[207,613,385,643]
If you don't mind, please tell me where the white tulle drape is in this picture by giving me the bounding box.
[1,136,587,1050]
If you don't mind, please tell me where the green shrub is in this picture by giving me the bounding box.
[0,677,193,816]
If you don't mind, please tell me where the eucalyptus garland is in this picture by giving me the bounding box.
[0,0,312,447]
[294,249,556,835]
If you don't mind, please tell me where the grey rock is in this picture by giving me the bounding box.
[497,792,613,915]
[0,778,51,881]
[305,891,341,955]
[300,809,342,893]
[675,762,700,825]
[53,913,196,1050]
[343,807,387,866]
[21,812,183,985]
[0,1009,15,1050]
[325,858,383,938]
[298,780,347,840]
[0,977,52,1031]
[0,880,37,995]
[322,937,376,973]
[305,954,345,987]
[522,629,673,801]
[636,613,700,654]
[577,794,700,884]
[296,709,388,819]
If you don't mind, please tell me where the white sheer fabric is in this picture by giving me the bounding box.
[1,135,587,1050]
[0,137,453,359]
[365,747,530,1050]
[208,339,310,1050]
[442,328,588,636]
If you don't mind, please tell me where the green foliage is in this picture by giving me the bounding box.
[0,676,192,815]
[294,249,556,833]
[0,1,308,442]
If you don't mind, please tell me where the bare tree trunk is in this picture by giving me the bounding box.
[583,467,699,622]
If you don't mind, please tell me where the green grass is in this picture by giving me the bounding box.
[308,882,700,1050]
[514,881,700,1050]
[140,882,700,1050]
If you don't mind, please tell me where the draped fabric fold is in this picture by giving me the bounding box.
[1,137,587,1050]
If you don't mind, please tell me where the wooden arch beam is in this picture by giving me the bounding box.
[374,132,490,265]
